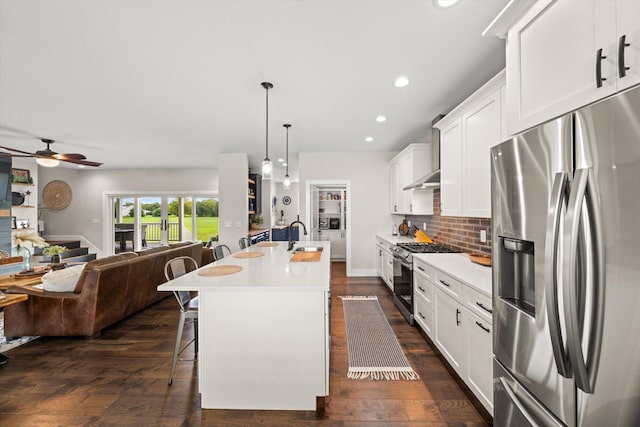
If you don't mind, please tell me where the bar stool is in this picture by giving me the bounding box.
[164,256,199,385]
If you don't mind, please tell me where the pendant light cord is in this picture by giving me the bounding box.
[285,125,289,176]
[265,85,270,160]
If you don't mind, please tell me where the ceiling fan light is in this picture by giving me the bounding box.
[283,175,291,189]
[36,157,60,167]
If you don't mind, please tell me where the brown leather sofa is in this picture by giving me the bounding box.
[4,241,210,338]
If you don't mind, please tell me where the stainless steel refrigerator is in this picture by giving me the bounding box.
[491,84,640,426]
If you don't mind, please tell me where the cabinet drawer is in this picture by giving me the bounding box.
[464,285,493,322]
[413,259,433,281]
[414,293,433,338]
[413,272,433,308]
[433,270,463,301]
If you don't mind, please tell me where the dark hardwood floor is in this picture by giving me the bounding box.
[0,262,490,426]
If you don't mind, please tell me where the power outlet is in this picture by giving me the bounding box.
[480,230,487,243]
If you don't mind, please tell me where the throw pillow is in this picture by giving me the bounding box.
[42,264,85,292]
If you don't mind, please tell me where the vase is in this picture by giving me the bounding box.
[51,254,62,264]
[13,245,32,271]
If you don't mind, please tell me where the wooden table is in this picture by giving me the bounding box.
[0,274,44,291]
[0,293,28,309]
[115,229,134,251]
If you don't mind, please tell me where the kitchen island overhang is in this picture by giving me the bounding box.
[158,241,331,411]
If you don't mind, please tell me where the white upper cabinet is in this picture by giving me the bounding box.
[388,143,433,216]
[440,118,463,217]
[487,0,640,135]
[436,70,506,218]
[617,0,640,90]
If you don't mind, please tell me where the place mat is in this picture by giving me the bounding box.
[15,269,48,278]
[469,254,492,267]
[290,252,322,262]
[255,242,278,247]
[197,265,243,276]
[340,296,419,381]
[233,252,264,259]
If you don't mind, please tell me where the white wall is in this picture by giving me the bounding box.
[218,153,248,249]
[38,167,218,250]
[275,182,300,224]
[298,152,396,276]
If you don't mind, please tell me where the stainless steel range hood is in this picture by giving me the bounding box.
[403,115,445,190]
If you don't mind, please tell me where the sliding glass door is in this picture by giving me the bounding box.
[109,193,218,253]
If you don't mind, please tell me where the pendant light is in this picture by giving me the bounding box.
[261,82,274,180]
[283,124,291,189]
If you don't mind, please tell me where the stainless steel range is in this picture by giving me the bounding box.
[391,242,459,324]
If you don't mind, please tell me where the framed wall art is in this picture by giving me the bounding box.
[11,168,31,184]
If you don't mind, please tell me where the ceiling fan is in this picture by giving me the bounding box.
[0,138,103,167]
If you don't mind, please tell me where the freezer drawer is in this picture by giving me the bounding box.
[494,359,564,427]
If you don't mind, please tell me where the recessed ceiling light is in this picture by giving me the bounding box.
[77,165,86,168]
[394,76,409,88]
[376,115,387,122]
[277,158,284,163]
[365,136,374,142]
[433,0,459,9]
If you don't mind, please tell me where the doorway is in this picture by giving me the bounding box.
[306,181,351,266]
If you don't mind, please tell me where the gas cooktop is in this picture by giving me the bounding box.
[397,242,459,253]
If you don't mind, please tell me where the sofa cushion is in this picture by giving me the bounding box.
[42,264,85,292]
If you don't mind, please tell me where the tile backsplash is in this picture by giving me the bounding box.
[405,190,492,256]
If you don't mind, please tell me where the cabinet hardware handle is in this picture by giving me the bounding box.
[475,321,490,333]
[417,266,425,272]
[618,35,631,78]
[410,203,413,212]
[476,302,493,314]
[418,286,425,292]
[596,48,607,88]
[440,280,451,287]
[418,311,425,319]
[456,308,461,326]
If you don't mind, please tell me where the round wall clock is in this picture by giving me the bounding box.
[282,196,291,205]
[42,180,72,210]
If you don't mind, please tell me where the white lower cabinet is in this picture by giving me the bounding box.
[376,237,394,291]
[434,286,465,377]
[463,307,493,412]
[413,257,493,414]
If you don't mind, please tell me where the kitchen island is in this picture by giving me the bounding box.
[157,241,331,411]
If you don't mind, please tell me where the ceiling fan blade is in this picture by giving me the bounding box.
[53,153,87,160]
[59,157,102,167]
[0,152,34,158]
[0,145,36,156]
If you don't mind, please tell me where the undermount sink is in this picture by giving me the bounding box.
[293,246,324,253]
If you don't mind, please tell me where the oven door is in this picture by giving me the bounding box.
[392,254,414,325]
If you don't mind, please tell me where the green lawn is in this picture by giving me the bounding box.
[119,216,218,242]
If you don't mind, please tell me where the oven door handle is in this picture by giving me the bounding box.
[392,254,412,269]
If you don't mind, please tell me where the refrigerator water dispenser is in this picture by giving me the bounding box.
[498,237,536,318]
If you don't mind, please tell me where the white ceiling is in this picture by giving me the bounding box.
[0,0,507,180]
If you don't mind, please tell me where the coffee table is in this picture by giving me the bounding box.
[0,273,44,291]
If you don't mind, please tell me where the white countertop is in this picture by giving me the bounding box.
[158,241,330,292]
[413,253,493,297]
[376,233,416,245]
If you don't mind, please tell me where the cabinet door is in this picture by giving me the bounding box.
[434,286,464,376]
[389,161,400,214]
[463,308,493,413]
[376,246,384,278]
[462,90,501,218]
[329,230,346,260]
[616,0,640,90]
[507,1,616,134]
[440,118,463,216]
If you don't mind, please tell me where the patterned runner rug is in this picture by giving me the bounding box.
[340,296,419,380]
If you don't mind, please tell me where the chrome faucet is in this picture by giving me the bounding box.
[287,215,308,251]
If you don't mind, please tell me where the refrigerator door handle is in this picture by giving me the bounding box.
[545,171,571,377]
[499,377,565,427]
[563,168,606,394]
